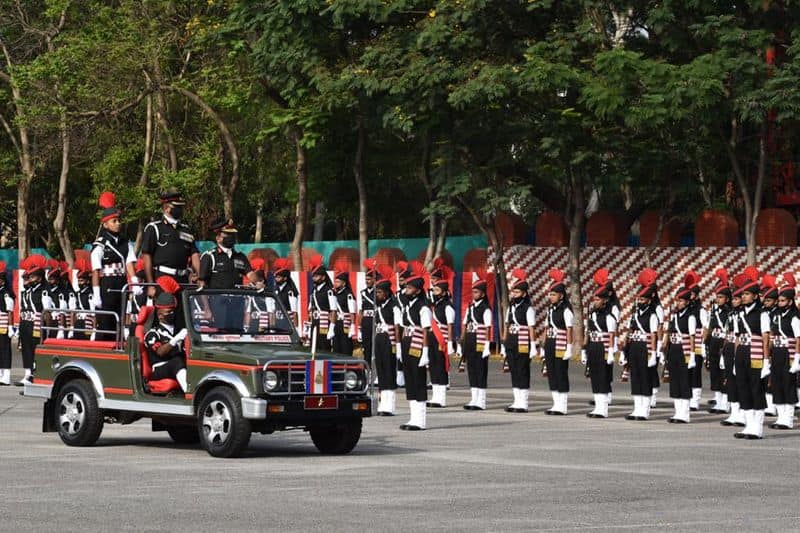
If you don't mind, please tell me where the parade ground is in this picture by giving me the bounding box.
[1,353,798,533]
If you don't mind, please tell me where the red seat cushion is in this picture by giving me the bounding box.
[135,306,181,394]
[42,338,118,350]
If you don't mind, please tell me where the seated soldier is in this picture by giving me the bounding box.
[144,278,188,392]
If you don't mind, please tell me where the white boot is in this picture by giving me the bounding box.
[546,391,559,414]
[737,409,754,438]
[16,368,32,386]
[607,392,613,406]
[690,388,702,411]
[417,401,427,430]
[765,393,777,416]
[626,396,638,420]
[402,400,416,429]
[589,394,608,418]
[176,368,188,392]
[378,390,392,414]
[475,388,487,410]
[750,410,764,439]
[396,370,405,388]
[518,389,529,412]
[682,399,691,423]
[785,405,795,429]
[558,392,569,415]
[732,402,746,426]
[640,396,651,420]
[377,390,386,413]
[428,385,447,407]
[670,399,681,422]
[650,388,659,408]
[0,369,10,386]
[388,390,397,414]
[464,387,478,409]
[507,388,521,412]
[796,390,800,409]
[772,404,789,429]
[715,392,730,413]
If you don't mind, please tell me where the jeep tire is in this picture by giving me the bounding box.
[309,419,362,455]
[55,379,104,447]
[198,386,251,458]
[166,425,200,445]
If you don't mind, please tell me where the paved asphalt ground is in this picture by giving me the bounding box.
[2,348,800,533]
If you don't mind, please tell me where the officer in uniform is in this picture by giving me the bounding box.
[428,267,456,408]
[92,192,138,340]
[583,283,617,418]
[731,267,771,439]
[17,255,54,385]
[360,259,378,368]
[706,269,732,414]
[0,261,15,386]
[373,265,400,416]
[683,271,707,412]
[143,276,188,392]
[461,274,493,411]
[331,262,357,356]
[141,189,200,307]
[394,261,411,386]
[623,271,659,421]
[664,285,696,423]
[272,258,299,328]
[307,255,337,352]
[721,275,746,427]
[502,269,535,413]
[71,259,95,340]
[542,269,574,415]
[760,275,779,417]
[769,273,800,430]
[397,262,431,430]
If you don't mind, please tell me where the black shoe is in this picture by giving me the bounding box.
[720,420,734,426]
[735,422,746,427]
[625,414,637,420]
[674,419,688,424]
[405,425,424,431]
[588,400,595,406]
[550,411,565,416]
[635,416,647,421]
[668,418,677,423]
[463,404,477,410]
[377,411,395,417]
[690,407,699,412]
[505,406,516,412]
[771,423,790,430]
[399,424,409,430]
[426,402,444,408]
[708,399,717,406]
[734,432,746,438]
[744,434,762,440]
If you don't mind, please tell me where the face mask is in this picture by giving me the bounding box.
[170,205,184,220]
[221,235,236,248]
[161,311,175,324]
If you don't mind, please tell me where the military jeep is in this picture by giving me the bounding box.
[23,288,372,458]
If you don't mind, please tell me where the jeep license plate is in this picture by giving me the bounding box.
[304,395,338,410]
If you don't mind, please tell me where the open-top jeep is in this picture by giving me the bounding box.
[23,288,372,458]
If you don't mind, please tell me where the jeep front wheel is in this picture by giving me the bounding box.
[197,386,251,458]
[55,379,104,447]
[309,419,362,455]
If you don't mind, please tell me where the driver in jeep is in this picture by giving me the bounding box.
[144,277,188,392]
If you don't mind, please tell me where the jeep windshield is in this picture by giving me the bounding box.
[188,291,297,344]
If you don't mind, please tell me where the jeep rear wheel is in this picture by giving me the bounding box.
[166,425,200,445]
[197,386,251,458]
[309,419,362,455]
[55,379,104,447]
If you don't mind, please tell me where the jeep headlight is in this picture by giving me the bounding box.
[263,370,279,392]
[344,370,359,390]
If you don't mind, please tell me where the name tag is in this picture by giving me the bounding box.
[179,231,194,242]
[234,259,246,269]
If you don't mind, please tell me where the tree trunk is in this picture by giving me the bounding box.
[566,171,586,347]
[353,120,368,267]
[254,198,264,243]
[52,112,74,267]
[135,95,155,252]
[746,121,768,266]
[152,61,178,173]
[723,119,763,266]
[290,129,308,270]
[417,134,436,269]
[312,201,325,241]
[434,218,448,260]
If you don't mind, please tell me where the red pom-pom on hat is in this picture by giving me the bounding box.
[99,191,116,209]
[157,276,180,295]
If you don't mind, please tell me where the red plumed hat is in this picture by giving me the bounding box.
[405,261,426,290]
[780,272,797,299]
[155,276,180,308]
[713,268,731,297]
[307,254,326,276]
[46,259,61,279]
[762,273,778,299]
[99,191,122,223]
[395,261,409,277]
[592,268,609,287]
[22,254,47,276]
[272,257,291,275]
[510,268,529,291]
[548,269,566,294]
[75,258,92,278]
[333,259,350,282]
[637,268,658,287]
[375,264,394,287]
[250,258,266,273]
[363,258,377,277]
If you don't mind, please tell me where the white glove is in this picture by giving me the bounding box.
[562,344,572,361]
[419,346,429,367]
[448,341,456,356]
[613,349,624,366]
[580,349,587,365]
[647,351,657,367]
[326,326,335,340]
[357,330,363,343]
[700,343,706,358]
[396,343,403,361]
[761,358,771,379]
[3,294,13,309]
[482,343,491,359]
[500,344,507,357]
[92,286,102,309]
[657,351,665,367]
[687,355,696,369]
[67,330,74,339]
[123,327,130,340]
[169,328,188,346]
[55,329,64,339]
[719,356,725,370]
[539,347,546,359]
[790,354,800,374]
[733,362,736,376]
[456,343,463,356]
[131,276,143,296]
[7,326,15,339]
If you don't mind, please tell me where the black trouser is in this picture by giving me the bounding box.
[770,348,798,405]
[97,275,126,341]
[505,335,531,389]
[707,338,724,392]
[588,342,611,394]
[544,338,569,393]
[722,343,737,402]
[606,361,614,392]
[667,345,690,399]
[688,354,702,389]
[311,318,332,352]
[332,321,353,356]
[463,332,488,388]
[374,333,397,390]
[628,341,650,396]
[734,346,766,410]
[401,337,427,401]
[151,356,185,380]
[19,321,38,369]
[0,334,10,369]
[427,332,448,386]
[361,316,373,367]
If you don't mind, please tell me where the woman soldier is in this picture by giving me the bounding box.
[373,265,400,416]
[428,265,455,409]
[502,269,536,413]
[583,283,617,418]
[721,275,746,427]
[398,262,431,431]
[623,271,660,421]
[768,273,800,430]
[541,269,574,415]
[706,269,732,414]
[663,284,696,423]
[461,273,493,411]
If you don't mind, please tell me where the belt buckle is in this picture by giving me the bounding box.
[509,324,519,334]
[739,334,751,345]
[546,327,556,339]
